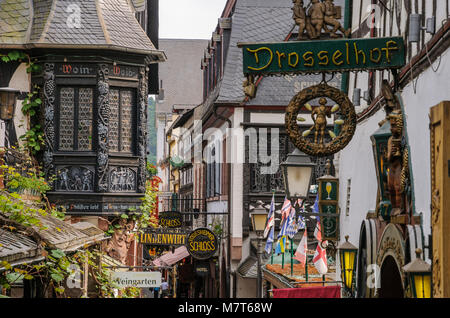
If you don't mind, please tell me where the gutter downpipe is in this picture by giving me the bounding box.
[213,104,232,298]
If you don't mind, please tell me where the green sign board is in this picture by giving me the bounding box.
[239,37,405,75]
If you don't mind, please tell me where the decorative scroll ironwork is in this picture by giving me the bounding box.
[109,167,136,192]
[56,166,94,192]
[43,63,56,180]
[96,64,110,192]
[285,83,356,157]
[137,67,148,193]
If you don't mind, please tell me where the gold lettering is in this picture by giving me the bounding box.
[354,43,366,64]
[346,42,350,65]
[318,51,329,66]
[370,48,382,63]
[288,52,299,67]
[276,51,286,68]
[303,51,314,67]
[247,47,274,71]
[332,50,344,65]
[381,40,399,63]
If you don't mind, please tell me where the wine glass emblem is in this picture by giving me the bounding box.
[326,182,332,200]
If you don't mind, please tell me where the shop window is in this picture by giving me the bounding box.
[108,88,135,153]
[58,87,94,151]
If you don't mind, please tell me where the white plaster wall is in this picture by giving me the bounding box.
[401,48,450,241]
[338,47,450,258]
[8,63,30,146]
[338,110,385,246]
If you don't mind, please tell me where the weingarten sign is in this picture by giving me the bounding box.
[238,37,405,75]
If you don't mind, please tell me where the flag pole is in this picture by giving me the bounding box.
[271,189,275,265]
[305,247,309,282]
[290,237,294,276]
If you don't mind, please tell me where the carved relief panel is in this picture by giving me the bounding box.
[56,166,94,192]
[108,167,137,192]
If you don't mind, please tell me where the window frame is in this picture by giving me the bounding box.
[56,85,95,153]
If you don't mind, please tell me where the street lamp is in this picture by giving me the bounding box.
[0,88,17,121]
[338,235,358,296]
[403,248,432,298]
[249,202,268,298]
[280,148,316,199]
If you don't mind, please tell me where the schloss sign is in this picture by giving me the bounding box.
[239,37,405,75]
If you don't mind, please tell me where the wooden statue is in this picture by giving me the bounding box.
[292,0,316,39]
[323,0,351,38]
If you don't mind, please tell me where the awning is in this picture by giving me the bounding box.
[152,246,190,267]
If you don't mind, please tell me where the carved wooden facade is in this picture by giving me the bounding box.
[430,101,450,298]
[34,54,151,216]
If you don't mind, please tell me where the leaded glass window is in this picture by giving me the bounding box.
[108,88,135,153]
[58,87,93,151]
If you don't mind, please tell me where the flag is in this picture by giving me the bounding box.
[313,241,328,275]
[296,199,306,230]
[264,224,275,254]
[294,228,308,267]
[263,193,275,238]
[286,207,298,239]
[280,197,291,221]
[274,236,286,255]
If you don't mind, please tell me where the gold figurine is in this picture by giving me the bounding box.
[311,97,332,144]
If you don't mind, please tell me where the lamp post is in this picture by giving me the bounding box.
[250,202,268,298]
[0,88,17,121]
[338,235,358,297]
[280,148,316,199]
[403,248,432,298]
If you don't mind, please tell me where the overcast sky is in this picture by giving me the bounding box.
[159,0,228,39]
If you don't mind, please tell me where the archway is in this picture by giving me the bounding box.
[379,255,404,298]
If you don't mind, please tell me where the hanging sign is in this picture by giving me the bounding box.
[111,272,161,288]
[159,211,183,228]
[318,175,339,241]
[186,228,218,260]
[139,229,188,246]
[239,36,405,75]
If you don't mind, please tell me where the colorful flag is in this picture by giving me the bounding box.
[280,197,291,221]
[294,228,308,267]
[264,193,275,238]
[264,223,275,254]
[296,198,306,230]
[313,241,328,275]
[286,207,298,239]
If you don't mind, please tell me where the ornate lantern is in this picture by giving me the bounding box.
[403,248,432,298]
[280,148,316,199]
[249,203,268,236]
[0,88,17,121]
[338,235,358,294]
[370,120,392,220]
[317,161,339,240]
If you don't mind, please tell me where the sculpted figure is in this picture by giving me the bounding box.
[386,109,404,213]
[308,0,325,39]
[323,0,351,38]
[311,97,331,144]
[292,0,317,39]
[243,75,256,99]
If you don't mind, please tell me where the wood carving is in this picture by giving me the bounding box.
[292,0,350,40]
[103,218,136,265]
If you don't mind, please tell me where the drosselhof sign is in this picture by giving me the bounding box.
[239,37,405,75]
[186,228,218,260]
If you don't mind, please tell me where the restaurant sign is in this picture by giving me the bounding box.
[159,211,183,228]
[139,229,188,246]
[239,37,405,75]
[186,228,218,260]
[111,272,161,288]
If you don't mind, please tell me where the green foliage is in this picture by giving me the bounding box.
[131,178,160,232]
[0,51,43,155]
